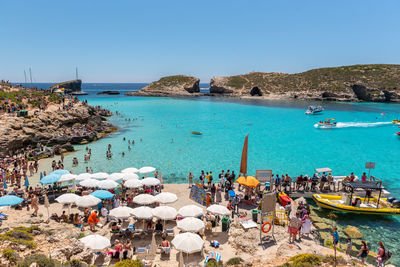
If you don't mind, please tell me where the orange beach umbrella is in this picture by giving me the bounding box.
[236,176,260,188]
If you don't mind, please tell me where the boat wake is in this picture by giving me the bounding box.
[314,121,393,129]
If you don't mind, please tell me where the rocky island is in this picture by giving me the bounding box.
[126,75,200,96]
[0,83,116,157]
[210,64,400,102]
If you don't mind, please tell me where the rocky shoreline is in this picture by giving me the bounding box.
[0,98,116,157]
[126,64,400,103]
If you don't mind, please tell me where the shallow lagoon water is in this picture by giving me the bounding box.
[50,85,400,264]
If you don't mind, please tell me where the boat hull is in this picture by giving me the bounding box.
[312,194,400,216]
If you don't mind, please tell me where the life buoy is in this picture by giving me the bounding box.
[261,222,271,233]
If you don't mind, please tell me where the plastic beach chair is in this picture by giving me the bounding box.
[203,251,221,267]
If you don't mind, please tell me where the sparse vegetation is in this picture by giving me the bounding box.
[17,254,58,267]
[115,259,144,267]
[2,249,19,263]
[226,257,244,265]
[0,227,37,248]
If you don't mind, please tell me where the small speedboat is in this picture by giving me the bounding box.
[396,132,400,136]
[305,105,324,115]
[316,118,337,128]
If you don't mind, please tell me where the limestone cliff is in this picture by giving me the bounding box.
[50,79,82,93]
[210,64,400,102]
[126,75,200,96]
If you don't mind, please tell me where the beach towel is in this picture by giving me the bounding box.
[204,251,221,267]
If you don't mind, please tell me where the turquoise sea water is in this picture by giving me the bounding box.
[28,83,400,264]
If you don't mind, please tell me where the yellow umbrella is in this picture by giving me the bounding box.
[236,176,260,187]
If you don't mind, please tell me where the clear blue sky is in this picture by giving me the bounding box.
[1,0,399,83]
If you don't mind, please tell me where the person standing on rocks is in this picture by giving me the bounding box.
[31,194,39,217]
[60,152,64,163]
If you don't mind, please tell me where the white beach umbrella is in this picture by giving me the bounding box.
[131,206,153,219]
[152,206,177,220]
[79,178,99,188]
[178,205,204,218]
[75,195,101,207]
[132,194,156,205]
[109,206,134,219]
[123,173,139,181]
[59,174,78,182]
[91,172,109,180]
[80,234,111,251]
[107,173,125,181]
[121,167,139,174]
[55,193,80,204]
[142,177,161,186]
[124,179,143,189]
[155,192,178,204]
[206,204,231,216]
[96,180,119,189]
[171,232,204,253]
[177,217,205,232]
[77,173,92,181]
[139,166,156,174]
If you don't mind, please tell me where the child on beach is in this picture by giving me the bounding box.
[346,238,352,255]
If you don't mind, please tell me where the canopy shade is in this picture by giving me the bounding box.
[91,172,109,180]
[79,178,99,188]
[155,192,178,204]
[96,180,119,190]
[40,174,60,184]
[80,234,111,251]
[107,173,125,181]
[75,195,101,207]
[178,205,203,218]
[152,206,177,220]
[139,166,156,174]
[315,167,332,173]
[0,195,24,206]
[206,204,230,216]
[55,193,80,204]
[141,177,161,186]
[132,194,156,205]
[177,217,205,232]
[59,174,78,182]
[123,173,139,181]
[171,232,204,253]
[90,190,114,200]
[109,206,134,219]
[49,169,70,176]
[131,206,153,219]
[236,176,260,188]
[124,179,143,188]
[76,173,92,181]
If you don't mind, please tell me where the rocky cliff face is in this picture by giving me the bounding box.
[210,64,400,102]
[50,79,82,93]
[0,102,115,156]
[126,75,200,96]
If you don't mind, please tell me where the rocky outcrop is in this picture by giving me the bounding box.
[0,101,116,157]
[49,79,82,93]
[126,75,201,96]
[210,64,400,102]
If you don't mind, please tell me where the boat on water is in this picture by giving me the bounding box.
[305,105,324,115]
[190,131,202,135]
[313,180,400,216]
[316,118,337,128]
[396,132,400,136]
[392,119,400,124]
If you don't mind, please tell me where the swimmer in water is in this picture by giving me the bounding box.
[128,146,131,150]
[171,139,174,143]
[122,152,125,157]
[132,140,135,144]
[128,140,130,144]
[123,137,126,141]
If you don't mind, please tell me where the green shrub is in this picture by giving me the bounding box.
[17,254,58,267]
[0,227,37,248]
[77,233,85,239]
[115,259,144,267]
[2,249,19,263]
[205,260,223,267]
[288,254,321,266]
[226,257,244,265]
[64,259,84,267]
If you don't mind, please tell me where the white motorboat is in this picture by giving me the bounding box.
[316,118,337,128]
[305,105,324,115]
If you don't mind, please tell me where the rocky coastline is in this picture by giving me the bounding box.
[0,87,116,157]
[127,64,400,103]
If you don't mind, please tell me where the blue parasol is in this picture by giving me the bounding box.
[49,169,70,177]
[0,195,24,206]
[24,175,30,187]
[40,174,61,184]
[90,190,114,200]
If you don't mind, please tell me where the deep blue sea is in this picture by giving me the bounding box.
[20,82,400,264]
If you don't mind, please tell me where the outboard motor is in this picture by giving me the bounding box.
[388,197,396,203]
[392,199,400,207]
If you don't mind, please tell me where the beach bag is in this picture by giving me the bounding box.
[383,249,392,260]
